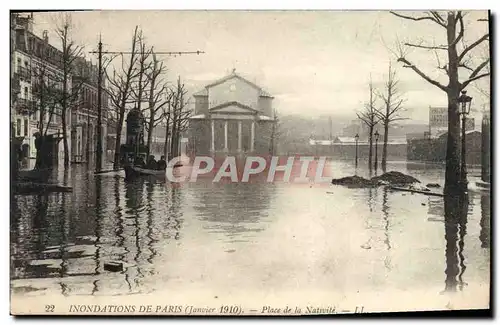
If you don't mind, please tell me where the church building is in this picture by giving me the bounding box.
[188,70,276,155]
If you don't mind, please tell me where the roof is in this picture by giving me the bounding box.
[189,114,206,119]
[438,130,480,138]
[335,137,357,143]
[310,137,408,146]
[193,70,274,98]
[193,88,208,96]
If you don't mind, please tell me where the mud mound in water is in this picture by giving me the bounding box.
[331,175,377,188]
[371,171,420,185]
[332,171,421,188]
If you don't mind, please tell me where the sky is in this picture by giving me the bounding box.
[31,10,490,124]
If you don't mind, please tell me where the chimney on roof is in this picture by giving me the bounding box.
[14,14,34,32]
[42,30,48,43]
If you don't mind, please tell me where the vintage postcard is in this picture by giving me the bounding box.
[10,9,491,316]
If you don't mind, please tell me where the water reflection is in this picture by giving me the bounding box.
[189,182,275,243]
[381,187,391,251]
[113,175,131,291]
[92,175,103,295]
[168,185,183,241]
[444,194,468,292]
[145,182,158,265]
[125,178,145,284]
[367,187,375,213]
[480,195,490,249]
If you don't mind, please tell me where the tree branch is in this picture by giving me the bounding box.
[397,57,448,91]
[451,11,465,47]
[458,33,489,62]
[404,42,447,50]
[390,11,447,28]
[430,11,447,27]
[460,58,490,90]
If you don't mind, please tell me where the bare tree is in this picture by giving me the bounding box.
[144,50,170,157]
[104,26,140,169]
[132,31,153,112]
[357,78,379,168]
[168,77,190,159]
[54,13,85,168]
[390,10,490,194]
[375,61,407,172]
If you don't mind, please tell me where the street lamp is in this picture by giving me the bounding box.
[374,130,380,171]
[354,133,359,167]
[457,90,473,191]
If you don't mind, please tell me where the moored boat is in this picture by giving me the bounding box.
[124,165,166,180]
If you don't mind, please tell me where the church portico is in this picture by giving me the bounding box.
[209,117,256,154]
[188,70,275,156]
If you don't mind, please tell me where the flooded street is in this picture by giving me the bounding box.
[10,159,490,312]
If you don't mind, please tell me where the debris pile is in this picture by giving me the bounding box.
[331,175,377,188]
[371,171,420,186]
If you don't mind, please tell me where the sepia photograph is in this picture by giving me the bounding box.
[9,8,491,316]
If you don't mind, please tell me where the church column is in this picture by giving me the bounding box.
[238,121,242,152]
[211,119,215,153]
[224,120,228,152]
[251,121,255,152]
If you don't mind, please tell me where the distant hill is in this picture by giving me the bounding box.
[276,114,429,154]
[277,114,352,154]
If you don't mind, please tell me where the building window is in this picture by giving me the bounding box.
[16,119,21,136]
[17,58,21,71]
[24,86,28,98]
[24,119,28,136]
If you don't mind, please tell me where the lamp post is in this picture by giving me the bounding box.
[354,133,359,167]
[457,90,472,191]
[374,130,380,171]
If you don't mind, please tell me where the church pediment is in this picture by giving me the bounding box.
[210,101,257,114]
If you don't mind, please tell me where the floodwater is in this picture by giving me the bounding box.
[10,159,490,313]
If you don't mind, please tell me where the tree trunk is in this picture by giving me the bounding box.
[164,115,170,159]
[113,111,125,169]
[445,90,461,194]
[62,109,69,167]
[170,113,178,160]
[173,114,182,158]
[368,126,373,168]
[444,14,462,195]
[382,119,389,172]
[147,116,154,157]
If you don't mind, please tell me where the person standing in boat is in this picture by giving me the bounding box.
[157,155,167,170]
[146,155,157,169]
[134,154,146,168]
